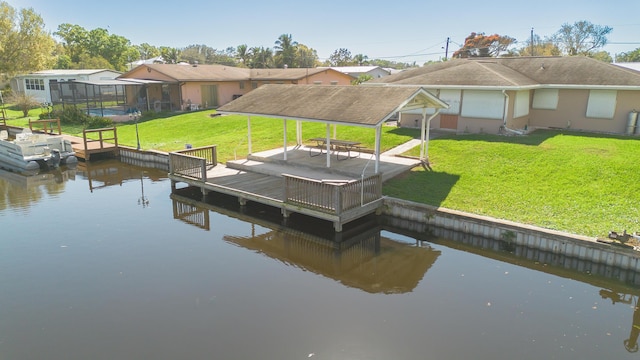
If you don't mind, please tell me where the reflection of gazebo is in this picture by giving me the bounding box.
[171,192,440,294]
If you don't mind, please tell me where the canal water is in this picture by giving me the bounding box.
[1,160,640,360]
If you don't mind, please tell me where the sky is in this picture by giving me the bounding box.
[8,0,640,65]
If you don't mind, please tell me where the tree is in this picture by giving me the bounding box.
[249,46,274,68]
[353,54,369,66]
[294,44,318,67]
[55,23,89,63]
[9,92,40,117]
[590,51,613,63]
[452,32,516,58]
[328,48,352,66]
[552,20,612,56]
[274,34,298,68]
[351,74,373,85]
[515,34,561,56]
[236,44,250,66]
[159,47,180,64]
[0,2,55,77]
[616,48,640,62]
[136,43,160,60]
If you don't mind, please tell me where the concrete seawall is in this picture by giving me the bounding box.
[380,197,640,273]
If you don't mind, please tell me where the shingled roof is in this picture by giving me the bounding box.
[369,56,640,88]
[120,64,344,82]
[217,84,448,127]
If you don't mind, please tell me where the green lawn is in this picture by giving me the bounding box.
[4,107,638,238]
[384,130,640,238]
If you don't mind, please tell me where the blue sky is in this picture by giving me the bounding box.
[10,0,640,64]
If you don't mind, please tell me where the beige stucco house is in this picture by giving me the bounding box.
[368,56,640,135]
[118,64,353,111]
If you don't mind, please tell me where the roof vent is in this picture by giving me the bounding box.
[540,62,545,70]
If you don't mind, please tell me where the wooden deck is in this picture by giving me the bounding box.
[64,127,119,161]
[169,145,421,232]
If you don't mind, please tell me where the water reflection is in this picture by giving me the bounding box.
[0,167,76,212]
[171,191,440,294]
[599,289,640,353]
[4,161,640,358]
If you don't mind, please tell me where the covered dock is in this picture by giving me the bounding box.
[169,84,448,231]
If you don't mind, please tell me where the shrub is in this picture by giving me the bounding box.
[52,106,113,128]
[9,93,40,117]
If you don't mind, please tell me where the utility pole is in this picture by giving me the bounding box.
[444,37,450,60]
[530,28,534,56]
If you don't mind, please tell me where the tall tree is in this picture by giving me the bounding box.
[353,53,369,66]
[552,20,612,56]
[274,34,298,68]
[236,44,250,66]
[294,44,318,68]
[249,46,273,68]
[136,43,160,60]
[516,34,561,56]
[328,48,352,66]
[55,23,89,63]
[452,32,515,58]
[0,2,55,77]
[159,46,180,64]
[616,48,640,62]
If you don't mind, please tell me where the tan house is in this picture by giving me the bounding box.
[368,56,640,135]
[118,64,353,111]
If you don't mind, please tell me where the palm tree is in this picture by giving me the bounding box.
[236,44,249,66]
[274,34,298,68]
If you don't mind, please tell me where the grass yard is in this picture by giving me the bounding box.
[384,130,640,238]
[4,106,638,238]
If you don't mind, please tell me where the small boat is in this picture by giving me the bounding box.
[0,129,78,175]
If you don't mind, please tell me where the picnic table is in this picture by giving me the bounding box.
[308,137,362,160]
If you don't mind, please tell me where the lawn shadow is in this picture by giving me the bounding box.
[385,168,460,208]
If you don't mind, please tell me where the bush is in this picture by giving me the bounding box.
[9,93,40,117]
[52,106,113,128]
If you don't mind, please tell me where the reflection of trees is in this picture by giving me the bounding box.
[600,289,640,353]
[0,169,72,211]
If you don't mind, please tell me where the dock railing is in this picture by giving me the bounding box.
[29,118,62,135]
[283,173,382,215]
[83,127,118,150]
[169,145,217,181]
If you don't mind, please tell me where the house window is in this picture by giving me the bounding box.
[313,81,322,85]
[586,90,617,119]
[251,82,258,89]
[532,89,559,110]
[239,81,245,89]
[513,90,530,118]
[330,81,338,85]
[460,90,504,120]
[25,78,45,91]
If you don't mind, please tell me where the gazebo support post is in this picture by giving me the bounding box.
[283,118,288,161]
[247,115,252,155]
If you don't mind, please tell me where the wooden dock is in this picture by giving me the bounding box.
[64,127,119,161]
[168,145,421,232]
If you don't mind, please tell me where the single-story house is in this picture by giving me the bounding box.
[118,64,353,111]
[367,56,640,135]
[324,66,391,79]
[10,69,121,104]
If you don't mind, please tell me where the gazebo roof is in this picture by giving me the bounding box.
[217,84,448,127]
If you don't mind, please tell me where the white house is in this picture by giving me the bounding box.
[10,69,121,103]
